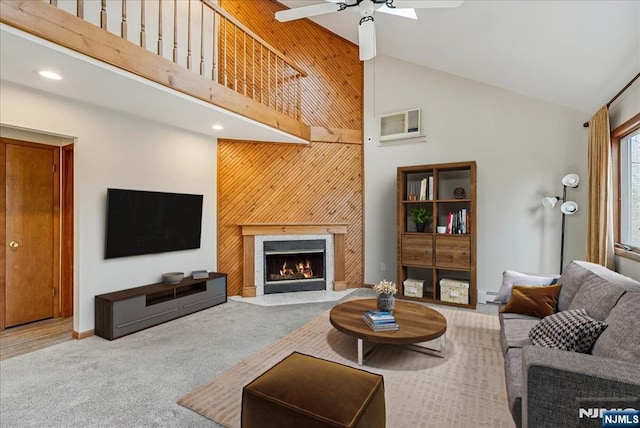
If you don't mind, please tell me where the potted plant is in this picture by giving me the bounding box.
[409,207,432,232]
[373,280,397,312]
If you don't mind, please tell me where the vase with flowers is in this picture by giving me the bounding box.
[373,280,397,312]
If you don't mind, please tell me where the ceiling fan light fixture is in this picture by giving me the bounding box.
[358,15,376,61]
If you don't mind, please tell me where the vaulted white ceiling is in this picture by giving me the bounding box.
[280,0,640,114]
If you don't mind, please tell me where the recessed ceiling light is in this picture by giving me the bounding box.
[212,124,224,130]
[38,70,63,80]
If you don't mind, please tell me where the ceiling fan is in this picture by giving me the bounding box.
[275,0,464,61]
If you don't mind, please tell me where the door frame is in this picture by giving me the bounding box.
[0,137,73,330]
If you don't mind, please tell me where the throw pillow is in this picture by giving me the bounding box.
[529,308,608,354]
[500,284,562,318]
[494,270,558,303]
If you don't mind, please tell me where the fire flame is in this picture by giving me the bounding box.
[279,260,313,278]
[296,260,313,278]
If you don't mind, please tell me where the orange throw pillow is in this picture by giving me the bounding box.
[500,284,562,318]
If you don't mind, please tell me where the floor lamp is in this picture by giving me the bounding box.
[541,173,579,274]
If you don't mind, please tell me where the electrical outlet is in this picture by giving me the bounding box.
[380,262,386,272]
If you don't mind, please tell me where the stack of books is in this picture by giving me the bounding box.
[446,209,469,234]
[362,310,399,331]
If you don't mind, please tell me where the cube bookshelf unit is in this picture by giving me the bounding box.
[397,161,477,308]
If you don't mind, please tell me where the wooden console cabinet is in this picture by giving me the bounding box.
[95,272,227,340]
[397,162,476,308]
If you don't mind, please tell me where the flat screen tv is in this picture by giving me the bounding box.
[105,188,203,259]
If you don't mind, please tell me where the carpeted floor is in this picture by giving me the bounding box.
[0,294,354,427]
[179,301,514,428]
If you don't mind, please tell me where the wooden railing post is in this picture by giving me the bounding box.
[121,0,127,39]
[140,0,145,48]
[157,0,163,55]
[172,0,177,62]
[100,0,107,29]
[187,0,192,70]
[199,1,204,76]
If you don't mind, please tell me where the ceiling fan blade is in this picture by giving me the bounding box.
[275,2,345,22]
[358,16,376,61]
[387,0,463,8]
[378,4,417,19]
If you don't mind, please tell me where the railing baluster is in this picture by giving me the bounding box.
[260,45,264,104]
[252,38,255,100]
[243,32,247,96]
[233,24,237,92]
[77,0,84,19]
[297,74,301,120]
[199,1,204,76]
[287,68,292,117]
[223,16,228,87]
[172,0,178,62]
[212,10,217,82]
[276,56,280,112]
[187,0,192,70]
[140,0,146,48]
[121,0,127,39]
[268,51,271,109]
[157,0,163,55]
[100,0,107,29]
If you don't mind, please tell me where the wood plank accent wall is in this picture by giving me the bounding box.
[217,1,363,296]
[218,142,363,295]
[220,0,363,130]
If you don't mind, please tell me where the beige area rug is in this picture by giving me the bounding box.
[178,303,515,427]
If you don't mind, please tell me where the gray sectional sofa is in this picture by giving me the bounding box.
[499,261,640,428]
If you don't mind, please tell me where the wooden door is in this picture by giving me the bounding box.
[2,140,60,327]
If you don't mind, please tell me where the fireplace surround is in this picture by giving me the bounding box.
[240,224,348,297]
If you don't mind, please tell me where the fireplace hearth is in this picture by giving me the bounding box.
[263,240,326,294]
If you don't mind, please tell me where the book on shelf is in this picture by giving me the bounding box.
[362,315,399,331]
[363,310,395,323]
[419,178,427,200]
[428,176,433,200]
[445,209,470,234]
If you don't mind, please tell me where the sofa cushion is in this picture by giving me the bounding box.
[500,318,538,354]
[592,292,640,362]
[500,284,562,318]
[556,261,593,311]
[495,270,557,303]
[567,280,625,321]
[557,261,639,312]
[504,348,523,428]
[529,308,607,354]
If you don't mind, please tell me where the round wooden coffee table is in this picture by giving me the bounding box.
[329,299,447,365]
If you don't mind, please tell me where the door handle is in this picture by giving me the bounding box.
[9,241,19,249]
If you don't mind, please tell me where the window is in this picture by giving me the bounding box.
[612,112,640,256]
[620,129,639,248]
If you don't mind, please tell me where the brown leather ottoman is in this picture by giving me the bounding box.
[241,352,386,428]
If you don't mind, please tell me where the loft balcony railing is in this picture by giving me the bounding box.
[1,0,309,139]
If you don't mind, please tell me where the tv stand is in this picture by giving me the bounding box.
[95,272,227,340]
